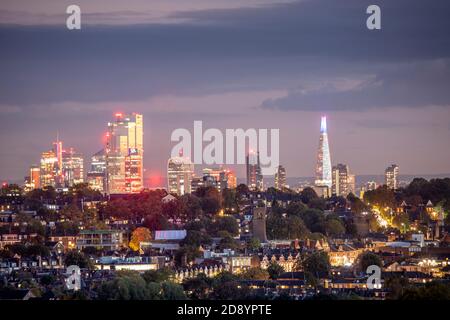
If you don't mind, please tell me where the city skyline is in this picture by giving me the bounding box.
[7,112,450,189]
[1,0,450,183]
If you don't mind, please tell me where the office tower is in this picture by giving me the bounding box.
[332,164,356,197]
[40,150,58,187]
[190,176,204,193]
[385,164,399,189]
[225,169,237,189]
[62,148,84,187]
[202,167,237,191]
[29,165,40,189]
[315,116,332,189]
[366,180,377,191]
[167,150,194,195]
[87,149,107,193]
[53,139,64,186]
[332,164,349,196]
[348,173,356,195]
[274,165,287,190]
[105,113,144,194]
[246,150,263,191]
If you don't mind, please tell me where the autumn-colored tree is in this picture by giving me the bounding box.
[129,227,152,252]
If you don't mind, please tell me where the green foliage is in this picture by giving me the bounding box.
[240,267,270,280]
[97,271,161,300]
[267,262,284,280]
[399,281,450,300]
[217,233,240,250]
[359,252,382,271]
[246,237,261,251]
[324,217,345,237]
[181,230,212,247]
[363,185,396,208]
[161,281,186,300]
[302,251,330,277]
[212,216,239,237]
[174,246,202,267]
[212,271,249,300]
[182,273,212,299]
[143,267,174,284]
[64,251,93,269]
[266,213,310,240]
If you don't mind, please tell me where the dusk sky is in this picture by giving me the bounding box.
[1,0,450,185]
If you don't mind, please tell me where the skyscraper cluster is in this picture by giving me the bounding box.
[26,138,84,190]
[24,113,399,197]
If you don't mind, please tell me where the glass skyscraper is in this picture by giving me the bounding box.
[246,150,263,191]
[315,116,332,189]
[105,113,144,194]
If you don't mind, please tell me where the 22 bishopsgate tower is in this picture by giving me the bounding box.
[105,113,144,194]
[315,116,332,189]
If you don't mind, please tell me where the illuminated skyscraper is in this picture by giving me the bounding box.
[202,167,237,191]
[315,116,332,189]
[62,148,84,187]
[385,164,399,189]
[246,150,263,191]
[332,163,354,196]
[40,150,58,187]
[30,165,40,189]
[274,165,287,190]
[87,149,107,193]
[24,165,41,191]
[167,150,194,195]
[105,113,144,194]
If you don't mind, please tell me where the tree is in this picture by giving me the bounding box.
[285,201,307,216]
[212,271,249,300]
[174,246,201,267]
[217,234,239,250]
[267,262,284,280]
[27,244,50,257]
[64,251,93,269]
[183,273,212,300]
[196,187,222,215]
[213,216,239,237]
[143,267,174,283]
[129,227,151,252]
[240,267,270,280]
[299,209,326,234]
[222,188,238,214]
[363,185,396,208]
[302,251,330,277]
[301,187,319,204]
[246,237,261,251]
[347,193,369,214]
[181,230,211,247]
[161,281,186,300]
[97,271,159,300]
[60,204,83,223]
[287,215,310,239]
[325,218,345,237]
[180,194,203,220]
[143,214,169,231]
[359,252,382,272]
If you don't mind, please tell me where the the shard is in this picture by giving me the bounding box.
[314,116,332,188]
